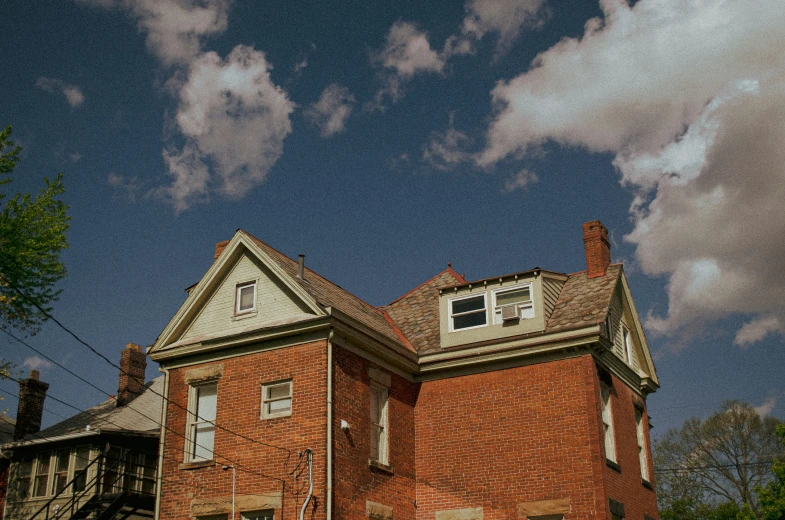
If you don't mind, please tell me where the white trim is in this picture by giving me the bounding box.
[235,280,257,315]
[491,283,534,325]
[260,380,292,419]
[369,382,389,465]
[185,381,218,462]
[601,384,617,463]
[636,408,650,481]
[448,293,488,332]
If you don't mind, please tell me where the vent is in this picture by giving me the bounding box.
[501,304,520,321]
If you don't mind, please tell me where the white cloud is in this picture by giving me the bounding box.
[163,46,294,210]
[754,396,777,417]
[462,0,547,54]
[35,77,85,107]
[78,0,231,65]
[422,115,474,170]
[107,172,143,202]
[82,0,295,212]
[475,0,785,343]
[503,169,538,192]
[305,84,355,137]
[22,356,53,373]
[735,316,783,349]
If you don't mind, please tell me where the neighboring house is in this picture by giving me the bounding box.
[149,219,659,520]
[1,345,163,520]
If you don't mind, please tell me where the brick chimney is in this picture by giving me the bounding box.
[214,240,230,260]
[117,343,147,407]
[583,220,611,279]
[14,370,49,441]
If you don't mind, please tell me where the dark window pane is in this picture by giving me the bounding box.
[495,288,530,306]
[453,311,487,330]
[452,296,485,315]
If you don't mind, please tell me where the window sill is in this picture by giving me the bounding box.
[261,412,292,421]
[180,460,215,470]
[642,479,654,490]
[368,459,393,475]
[232,311,258,321]
[606,459,622,473]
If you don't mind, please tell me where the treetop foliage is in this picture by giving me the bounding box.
[0,125,70,334]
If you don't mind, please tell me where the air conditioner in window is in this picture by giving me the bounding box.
[500,304,520,321]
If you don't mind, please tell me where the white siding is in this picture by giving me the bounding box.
[181,255,313,342]
[541,276,564,321]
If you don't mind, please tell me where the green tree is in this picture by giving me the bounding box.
[756,424,785,520]
[655,401,783,518]
[0,125,69,333]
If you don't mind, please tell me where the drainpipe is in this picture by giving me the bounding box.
[153,367,169,520]
[326,328,334,519]
[299,449,313,520]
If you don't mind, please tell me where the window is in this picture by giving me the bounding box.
[235,282,256,314]
[128,452,157,495]
[241,510,274,520]
[14,458,33,499]
[187,382,217,461]
[449,294,487,331]
[622,325,633,365]
[370,384,389,465]
[73,446,91,493]
[492,285,534,324]
[54,449,71,495]
[601,385,617,463]
[636,409,650,481]
[33,451,52,497]
[261,381,292,419]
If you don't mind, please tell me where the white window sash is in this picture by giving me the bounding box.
[235,282,257,314]
[370,384,389,464]
[187,383,217,461]
[449,294,488,332]
[492,284,535,324]
[261,381,293,419]
[636,410,650,480]
[601,386,616,463]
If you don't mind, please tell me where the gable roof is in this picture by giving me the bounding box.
[0,415,15,444]
[4,377,164,448]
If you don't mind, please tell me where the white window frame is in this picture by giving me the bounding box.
[235,281,257,315]
[241,510,274,520]
[369,383,389,465]
[261,380,292,419]
[33,451,52,497]
[601,384,617,463]
[636,408,650,481]
[448,293,488,332]
[185,382,218,462]
[622,325,633,365]
[492,283,534,325]
[53,448,72,496]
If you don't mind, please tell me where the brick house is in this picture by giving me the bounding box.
[149,220,659,520]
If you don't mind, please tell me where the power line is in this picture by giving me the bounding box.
[0,271,291,456]
[0,387,69,421]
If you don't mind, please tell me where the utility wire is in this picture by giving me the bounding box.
[0,271,290,455]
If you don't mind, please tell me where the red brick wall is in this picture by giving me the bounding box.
[598,370,659,520]
[416,355,609,520]
[332,346,418,520]
[158,340,328,520]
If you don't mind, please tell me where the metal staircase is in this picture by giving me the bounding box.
[30,447,156,520]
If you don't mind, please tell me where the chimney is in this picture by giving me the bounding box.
[583,220,611,279]
[15,370,49,440]
[118,343,147,407]
[298,254,305,280]
[214,240,230,260]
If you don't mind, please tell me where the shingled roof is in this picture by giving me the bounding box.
[247,234,411,351]
[8,377,164,445]
[546,265,621,333]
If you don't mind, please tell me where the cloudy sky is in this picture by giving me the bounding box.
[2,0,784,435]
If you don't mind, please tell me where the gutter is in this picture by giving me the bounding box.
[1,430,101,449]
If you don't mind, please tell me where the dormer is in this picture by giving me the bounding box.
[438,269,567,349]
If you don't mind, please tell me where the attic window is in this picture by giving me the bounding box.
[449,294,487,331]
[235,282,256,314]
[492,285,534,324]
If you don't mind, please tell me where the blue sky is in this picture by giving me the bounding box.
[2,0,785,437]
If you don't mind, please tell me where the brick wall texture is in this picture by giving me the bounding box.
[158,345,656,520]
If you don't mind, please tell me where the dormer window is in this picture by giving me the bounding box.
[492,285,534,324]
[449,294,487,331]
[235,281,256,314]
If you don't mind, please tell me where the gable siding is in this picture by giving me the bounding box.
[541,277,564,321]
[608,287,625,360]
[181,255,312,342]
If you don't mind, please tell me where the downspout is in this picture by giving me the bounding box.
[326,328,334,519]
[299,449,313,520]
[154,367,169,520]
